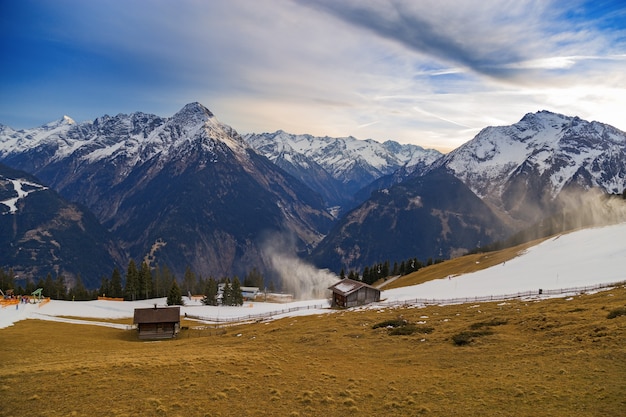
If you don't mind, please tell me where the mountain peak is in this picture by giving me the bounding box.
[171,102,214,123]
[42,115,76,130]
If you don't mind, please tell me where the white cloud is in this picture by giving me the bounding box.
[2,0,625,151]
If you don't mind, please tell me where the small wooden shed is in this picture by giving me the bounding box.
[329,279,381,308]
[133,306,181,340]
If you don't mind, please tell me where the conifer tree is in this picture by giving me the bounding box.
[202,277,218,306]
[231,276,244,306]
[99,276,110,297]
[70,274,89,301]
[183,266,196,298]
[43,273,54,298]
[382,260,390,278]
[222,278,233,306]
[124,259,139,301]
[167,280,183,306]
[54,275,67,300]
[244,267,264,288]
[139,261,152,300]
[110,268,123,298]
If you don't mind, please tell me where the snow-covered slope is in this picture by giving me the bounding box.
[0,177,47,214]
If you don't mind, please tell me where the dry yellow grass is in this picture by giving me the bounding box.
[1,284,625,416]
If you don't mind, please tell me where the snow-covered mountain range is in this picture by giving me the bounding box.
[433,110,626,225]
[244,131,441,211]
[0,103,334,282]
[311,111,626,271]
[1,104,625,283]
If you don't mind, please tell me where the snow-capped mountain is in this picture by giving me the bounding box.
[311,110,626,272]
[0,103,253,211]
[244,131,441,211]
[0,103,334,280]
[433,110,626,225]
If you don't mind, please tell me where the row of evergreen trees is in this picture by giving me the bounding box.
[0,261,264,305]
[340,255,443,285]
[0,268,94,301]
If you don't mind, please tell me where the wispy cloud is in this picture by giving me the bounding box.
[1,0,625,151]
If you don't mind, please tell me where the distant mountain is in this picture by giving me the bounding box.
[311,111,626,272]
[432,110,626,228]
[0,103,334,280]
[3,106,624,283]
[0,164,122,287]
[244,131,441,213]
[310,168,510,272]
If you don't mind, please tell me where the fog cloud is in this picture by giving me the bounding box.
[261,233,339,300]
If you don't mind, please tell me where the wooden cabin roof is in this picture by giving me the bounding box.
[133,306,180,324]
[328,279,380,296]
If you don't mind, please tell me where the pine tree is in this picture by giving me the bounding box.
[99,276,110,297]
[70,274,89,301]
[202,277,218,306]
[362,267,370,282]
[139,261,152,300]
[231,276,244,306]
[244,267,264,288]
[382,260,390,278]
[183,266,196,298]
[167,280,183,306]
[43,273,54,298]
[222,278,233,306]
[124,259,139,301]
[54,275,67,300]
[339,268,345,280]
[110,268,123,298]
[155,264,175,299]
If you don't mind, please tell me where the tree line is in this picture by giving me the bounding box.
[0,261,266,305]
[339,255,444,286]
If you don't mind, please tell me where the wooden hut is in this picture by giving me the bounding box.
[133,306,180,340]
[329,279,381,308]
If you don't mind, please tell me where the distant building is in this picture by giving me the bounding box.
[329,279,381,308]
[241,286,259,300]
[133,306,180,340]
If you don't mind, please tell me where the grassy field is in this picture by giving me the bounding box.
[1,283,625,416]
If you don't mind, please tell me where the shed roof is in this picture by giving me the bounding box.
[328,279,380,296]
[133,306,180,324]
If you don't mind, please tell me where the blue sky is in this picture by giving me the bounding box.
[1,0,625,151]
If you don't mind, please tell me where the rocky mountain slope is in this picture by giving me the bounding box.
[0,103,333,280]
[310,168,510,271]
[0,164,122,286]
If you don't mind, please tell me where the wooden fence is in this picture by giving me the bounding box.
[376,280,626,308]
[184,280,625,326]
[184,303,329,326]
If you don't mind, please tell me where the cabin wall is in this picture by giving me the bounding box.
[137,322,180,340]
[345,288,380,308]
